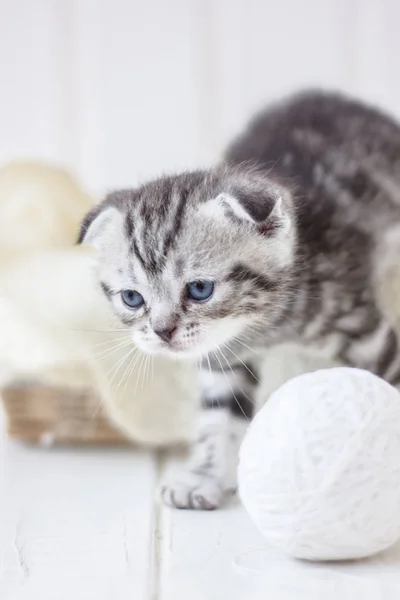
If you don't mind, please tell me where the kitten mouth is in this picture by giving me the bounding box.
[138,339,199,357]
[135,333,205,358]
[166,343,196,354]
[159,340,203,358]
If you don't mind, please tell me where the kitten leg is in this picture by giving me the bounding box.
[160,361,257,510]
[160,407,232,510]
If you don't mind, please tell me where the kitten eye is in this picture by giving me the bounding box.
[186,280,214,302]
[121,290,144,309]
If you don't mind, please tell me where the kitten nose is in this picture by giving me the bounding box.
[154,326,177,343]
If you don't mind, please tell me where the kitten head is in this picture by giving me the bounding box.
[79,167,296,358]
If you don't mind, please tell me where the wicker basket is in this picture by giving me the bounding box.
[1,380,128,445]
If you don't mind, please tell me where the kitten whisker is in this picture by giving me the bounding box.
[106,347,139,393]
[64,325,132,334]
[232,336,260,356]
[91,338,133,362]
[212,349,250,421]
[219,346,256,406]
[114,346,140,399]
[203,353,220,410]
[90,335,132,349]
[223,345,260,382]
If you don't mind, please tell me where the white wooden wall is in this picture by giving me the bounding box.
[1,0,400,197]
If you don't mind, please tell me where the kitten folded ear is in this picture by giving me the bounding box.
[202,178,292,236]
[77,203,121,247]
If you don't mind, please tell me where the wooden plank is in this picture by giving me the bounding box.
[158,456,400,600]
[0,431,158,600]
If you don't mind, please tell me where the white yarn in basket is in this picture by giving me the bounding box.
[238,367,400,561]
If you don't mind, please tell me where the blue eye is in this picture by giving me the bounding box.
[186,280,214,302]
[121,290,144,309]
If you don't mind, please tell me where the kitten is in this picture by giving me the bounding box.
[79,90,400,510]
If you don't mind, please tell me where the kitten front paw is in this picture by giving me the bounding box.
[160,472,223,510]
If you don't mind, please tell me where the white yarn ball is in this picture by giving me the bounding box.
[238,367,400,561]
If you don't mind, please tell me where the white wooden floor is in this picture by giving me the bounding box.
[2,411,400,599]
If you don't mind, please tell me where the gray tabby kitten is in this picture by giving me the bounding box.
[79,91,400,510]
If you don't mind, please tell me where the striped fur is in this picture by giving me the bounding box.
[80,90,400,509]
